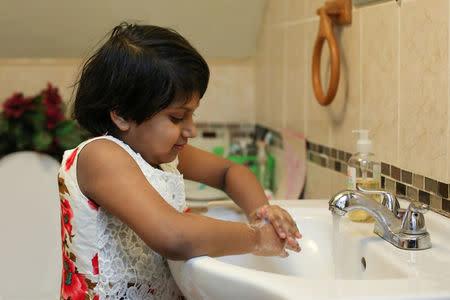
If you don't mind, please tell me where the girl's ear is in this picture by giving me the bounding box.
[110,111,130,131]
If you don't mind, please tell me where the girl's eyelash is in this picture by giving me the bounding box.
[170,116,184,123]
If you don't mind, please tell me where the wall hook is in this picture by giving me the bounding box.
[312,0,352,106]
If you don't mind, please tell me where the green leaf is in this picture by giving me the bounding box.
[33,94,43,105]
[54,120,75,137]
[30,112,46,130]
[32,131,53,150]
[33,96,46,114]
[58,133,84,150]
[11,122,24,138]
[0,115,9,135]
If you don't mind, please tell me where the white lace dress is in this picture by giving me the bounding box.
[58,135,185,300]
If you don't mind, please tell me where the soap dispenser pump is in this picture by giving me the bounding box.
[346,129,381,222]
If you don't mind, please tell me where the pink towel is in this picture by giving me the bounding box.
[279,128,306,199]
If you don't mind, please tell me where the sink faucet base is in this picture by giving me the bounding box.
[374,223,431,250]
[330,189,432,251]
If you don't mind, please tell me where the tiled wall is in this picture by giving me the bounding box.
[254,0,450,216]
[0,58,255,124]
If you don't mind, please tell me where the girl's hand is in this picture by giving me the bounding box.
[249,204,302,252]
[250,220,288,257]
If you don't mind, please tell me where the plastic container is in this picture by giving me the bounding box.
[227,153,274,191]
[347,130,381,222]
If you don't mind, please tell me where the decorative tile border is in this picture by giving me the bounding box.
[306,141,450,218]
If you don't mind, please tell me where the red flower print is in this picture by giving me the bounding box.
[61,221,66,242]
[184,208,191,213]
[60,199,73,238]
[94,296,99,300]
[65,148,78,171]
[88,199,99,211]
[61,251,88,300]
[91,253,99,275]
[2,93,34,118]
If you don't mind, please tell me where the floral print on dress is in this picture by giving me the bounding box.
[91,253,99,275]
[58,175,70,196]
[65,148,78,171]
[60,198,73,241]
[87,199,99,211]
[61,251,88,300]
[59,174,98,299]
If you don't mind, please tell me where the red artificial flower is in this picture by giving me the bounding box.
[61,251,88,300]
[91,253,99,275]
[2,93,34,118]
[42,82,62,107]
[88,199,99,211]
[45,105,65,129]
[60,199,74,238]
[65,148,78,171]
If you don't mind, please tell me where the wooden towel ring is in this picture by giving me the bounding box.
[312,0,352,106]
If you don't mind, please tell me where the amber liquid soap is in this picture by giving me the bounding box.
[347,130,381,223]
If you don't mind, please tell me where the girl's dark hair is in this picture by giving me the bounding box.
[73,22,209,136]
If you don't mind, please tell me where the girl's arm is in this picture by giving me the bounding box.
[178,145,301,250]
[77,140,286,260]
[178,144,267,216]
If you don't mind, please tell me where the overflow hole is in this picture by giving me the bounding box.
[360,257,367,271]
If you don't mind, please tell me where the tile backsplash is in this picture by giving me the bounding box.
[306,140,450,218]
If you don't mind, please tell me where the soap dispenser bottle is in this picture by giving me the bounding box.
[257,140,268,186]
[347,130,381,222]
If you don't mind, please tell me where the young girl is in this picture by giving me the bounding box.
[58,23,301,299]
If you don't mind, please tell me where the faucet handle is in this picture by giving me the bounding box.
[356,184,401,217]
[407,201,428,213]
[401,201,428,235]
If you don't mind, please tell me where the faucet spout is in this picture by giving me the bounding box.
[329,190,401,236]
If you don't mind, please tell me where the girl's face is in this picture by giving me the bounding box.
[117,94,200,167]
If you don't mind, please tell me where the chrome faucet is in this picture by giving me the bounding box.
[329,185,431,250]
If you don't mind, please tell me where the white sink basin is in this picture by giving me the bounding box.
[168,200,450,300]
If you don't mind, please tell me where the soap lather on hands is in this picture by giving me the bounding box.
[249,204,302,256]
[249,219,289,257]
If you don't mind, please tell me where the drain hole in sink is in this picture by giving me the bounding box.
[360,257,367,272]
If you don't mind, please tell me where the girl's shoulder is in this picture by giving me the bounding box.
[61,136,127,174]
[74,135,180,180]
[77,135,134,156]
[70,135,145,168]
[65,135,180,195]
[76,136,139,174]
